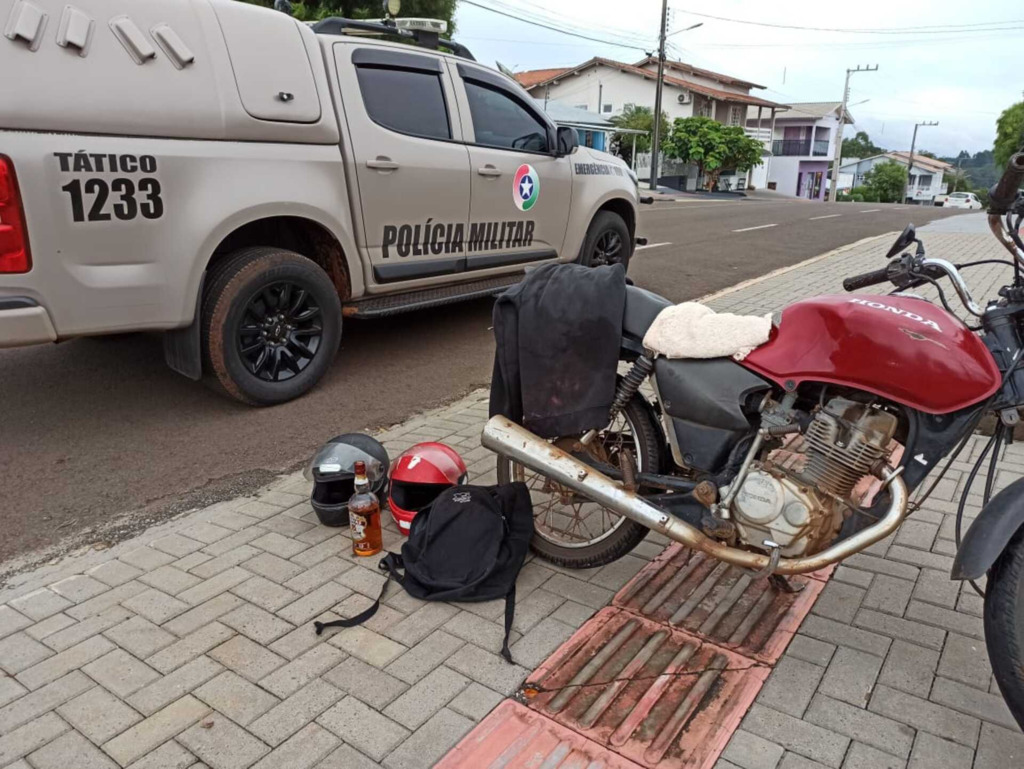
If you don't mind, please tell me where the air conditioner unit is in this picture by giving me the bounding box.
[677,92,691,105]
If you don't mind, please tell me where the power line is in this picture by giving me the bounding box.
[492,0,655,47]
[461,0,653,52]
[685,29,1024,50]
[671,10,1024,35]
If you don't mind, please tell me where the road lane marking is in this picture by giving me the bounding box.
[860,209,881,213]
[636,242,671,251]
[810,214,842,220]
[732,224,778,233]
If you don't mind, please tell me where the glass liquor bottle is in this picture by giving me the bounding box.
[349,461,382,557]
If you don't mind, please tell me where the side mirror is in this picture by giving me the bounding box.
[555,126,578,157]
[885,224,916,259]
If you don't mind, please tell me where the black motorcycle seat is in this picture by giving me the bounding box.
[623,285,672,340]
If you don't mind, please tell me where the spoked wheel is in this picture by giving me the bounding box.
[237,282,323,383]
[983,524,1024,730]
[496,394,661,568]
[579,211,632,271]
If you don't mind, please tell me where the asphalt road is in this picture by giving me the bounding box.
[0,199,960,569]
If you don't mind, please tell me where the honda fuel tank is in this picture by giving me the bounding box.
[740,294,1000,414]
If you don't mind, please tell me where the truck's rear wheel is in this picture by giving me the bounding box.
[579,211,632,271]
[202,247,341,406]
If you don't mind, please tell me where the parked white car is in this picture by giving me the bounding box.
[943,192,984,209]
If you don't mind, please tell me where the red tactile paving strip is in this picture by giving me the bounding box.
[436,699,646,769]
[444,541,830,769]
[613,545,825,664]
[521,607,769,768]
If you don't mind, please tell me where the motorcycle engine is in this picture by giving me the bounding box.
[730,397,898,557]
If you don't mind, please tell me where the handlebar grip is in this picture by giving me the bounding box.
[989,152,1024,214]
[843,266,891,292]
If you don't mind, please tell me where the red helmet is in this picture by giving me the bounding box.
[388,442,468,534]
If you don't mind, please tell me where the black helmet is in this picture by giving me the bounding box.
[306,434,389,527]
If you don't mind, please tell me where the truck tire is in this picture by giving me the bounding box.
[579,211,632,271]
[201,247,341,406]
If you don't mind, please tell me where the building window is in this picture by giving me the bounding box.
[602,103,613,113]
[730,106,742,126]
[698,100,712,118]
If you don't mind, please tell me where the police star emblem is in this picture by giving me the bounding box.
[513,164,539,211]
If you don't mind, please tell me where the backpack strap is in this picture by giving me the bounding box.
[500,583,515,664]
[314,553,403,636]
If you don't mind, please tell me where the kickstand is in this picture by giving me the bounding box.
[769,574,805,594]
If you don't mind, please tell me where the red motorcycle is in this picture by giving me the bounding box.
[484,153,1024,726]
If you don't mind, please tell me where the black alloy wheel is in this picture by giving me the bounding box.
[237,281,323,382]
[591,229,625,267]
[202,247,342,405]
[579,211,632,271]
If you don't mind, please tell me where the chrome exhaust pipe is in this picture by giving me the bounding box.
[482,416,909,576]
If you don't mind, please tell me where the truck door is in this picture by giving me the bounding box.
[333,44,470,286]
[450,62,572,270]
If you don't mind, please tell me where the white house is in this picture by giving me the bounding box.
[535,99,616,152]
[745,102,853,201]
[838,152,952,205]
[516,57,784,191]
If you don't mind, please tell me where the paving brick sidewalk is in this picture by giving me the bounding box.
[1,220,1022,768]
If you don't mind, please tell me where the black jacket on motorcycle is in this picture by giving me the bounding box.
[489,262,626,438]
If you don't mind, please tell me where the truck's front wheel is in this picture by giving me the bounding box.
[201,247,341,406]
[579,211,632,271]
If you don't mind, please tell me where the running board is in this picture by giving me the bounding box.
[342,274,522,318]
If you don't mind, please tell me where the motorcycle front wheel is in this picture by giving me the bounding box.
[983,524,1024,730]
[496,394,662,569]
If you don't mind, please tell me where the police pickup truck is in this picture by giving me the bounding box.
[0,0,644,404]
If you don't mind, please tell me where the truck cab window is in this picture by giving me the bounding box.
[463,81,549,153]
[355,65,451,141]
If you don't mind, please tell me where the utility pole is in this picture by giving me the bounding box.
[544,84,550,109]
[598,81,603,115]
[828,64,878,202]
[647,0,669,190]
[905,120,939,203]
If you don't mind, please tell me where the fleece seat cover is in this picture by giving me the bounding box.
[642,302,772,360]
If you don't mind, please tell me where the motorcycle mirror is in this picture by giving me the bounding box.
[886,224,916,259]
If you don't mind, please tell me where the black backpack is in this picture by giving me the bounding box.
[315,483,534,662]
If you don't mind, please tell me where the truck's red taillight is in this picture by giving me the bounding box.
[0,156,31,274]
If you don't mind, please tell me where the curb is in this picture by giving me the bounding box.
[696,231,898,304]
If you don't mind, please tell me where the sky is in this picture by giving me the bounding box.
[452,0,1024,157]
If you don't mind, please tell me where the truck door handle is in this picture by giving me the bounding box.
[366,157,399,171]
[477,165,502,177]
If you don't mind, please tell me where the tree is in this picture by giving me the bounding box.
[946,167,971,194]
[917,150,937,159]
[609,106,669,167]
[841,131,884,160]
[994,101,1024,168]
[242,0,458,30]
[862,160,907,203]
[662,116,764,191]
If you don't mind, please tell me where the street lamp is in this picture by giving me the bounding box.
[648,14,703,190]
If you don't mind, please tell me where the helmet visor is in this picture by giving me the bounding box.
[305,441,386,483]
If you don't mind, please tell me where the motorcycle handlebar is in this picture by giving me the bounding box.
[989,152,1024,215]
[843,266,891,292]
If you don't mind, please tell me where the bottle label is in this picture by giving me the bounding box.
[351,513,368,543]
